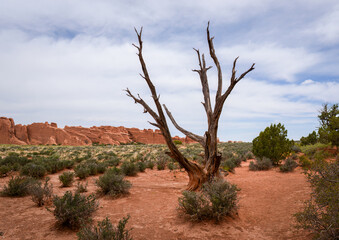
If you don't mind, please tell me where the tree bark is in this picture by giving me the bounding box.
[126,23,255,190]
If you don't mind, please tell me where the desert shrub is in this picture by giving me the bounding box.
[63,160,75,169]
[96,162,107,174]
[245,151,254,159]
[75,165,90,179]
[291,145,302,153]
[300,143,329,158]
[178,180,238,222]
[295,159,339,239]
[1,176,34,197]
[299,155,312,169]
[28,177,53,207]
[76,181,88,193]
[137,161,146,172]
[1,154,30,167]
[249,157,272,171]
[96,171,131,197]
[279,158,298,172]
[173,140,182,145]
[146,161,154,169]
[106,158,120,167]
[50,191,98,229]
[59,171,75,187]
[121,162,138,176]
[20,163,46,179]
[156,158,166,170]
[291,153,298,160]
[167,162,175,171]
[77,216,132,240]
[252,123,293,165]
[0,165,10,177]
[86,163,98,176]
[221,159,236,173]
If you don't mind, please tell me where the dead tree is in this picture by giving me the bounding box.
[126,23,255,190]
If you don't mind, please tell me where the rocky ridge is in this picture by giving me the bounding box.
[0,117,195,146]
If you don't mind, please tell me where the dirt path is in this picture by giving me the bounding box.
[0,162,312,240]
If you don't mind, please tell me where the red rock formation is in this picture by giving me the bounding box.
[127,128,166,144]
[0,117,197,146]
[0,117,27,145]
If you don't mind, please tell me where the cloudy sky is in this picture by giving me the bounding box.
[1,0,338,142]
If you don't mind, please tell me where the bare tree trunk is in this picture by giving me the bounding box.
[126,23,255,190]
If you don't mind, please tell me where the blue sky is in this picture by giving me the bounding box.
[0,0,338,142]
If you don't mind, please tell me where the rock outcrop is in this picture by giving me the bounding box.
[0,117,196,146]
[0,117,27,145]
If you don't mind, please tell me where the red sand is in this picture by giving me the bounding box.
[0,161,312,240]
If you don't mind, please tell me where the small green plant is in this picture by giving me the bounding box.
[146,161,154,169]
[0,165,10,177]
[137,162,146,172]
[59,171,75,187]
[77,216,132,240]
[121,162,138,176]
[249,157,272,171]
[299,155,312,169]
[279,158,298,172]
[178,180,238,222]
[156,158,166,170]
[75,165,90,179]
[75,181,88,193]
[173,140,182,145]
[96,171,131,197]
[1,176,33,197]
[28,177,53,207]
[20,163,46,179]
[50,191,98,229]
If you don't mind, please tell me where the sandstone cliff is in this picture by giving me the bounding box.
[0,117,196,146]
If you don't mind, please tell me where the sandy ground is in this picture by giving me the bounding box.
[0,161,312,240]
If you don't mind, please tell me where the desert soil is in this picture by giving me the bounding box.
[0,161,312,240]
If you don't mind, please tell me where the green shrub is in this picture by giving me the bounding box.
[75,165,90,179]
[121,162,138,176]
[167,162,175,171]
[0,165,10,177]
[173,140,182,145]
[87,163,98,176]
[1,176,33,197]
[245,151,254,159]
[28,177,53,207]
[96,162,107,174]
[252,123,293,165]
[249,157,272,171]
[77,216,132,240]
[137,162,146,172]
[221,159,236,173]
[291,145,301,153]
[299,155,312,169]
[146,161,154,169]
[295,159,339,239]
[279,158,298,172]
[96,171,131,197]
[75,181,88,193]
[300,131,318,146]
[156,158,166,170]
[59,171,75,187]
[50,191,98,229]
[178,180,238,222]
[20,163,46,179]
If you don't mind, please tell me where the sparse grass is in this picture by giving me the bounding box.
[77,216,132,240]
